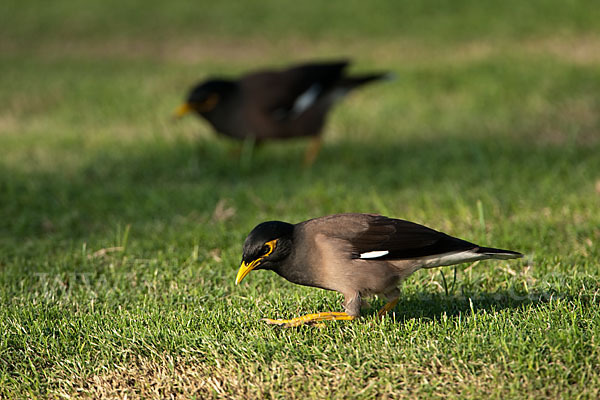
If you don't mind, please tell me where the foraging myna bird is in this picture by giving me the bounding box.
[175,60,389,164]
[236,213,523,327]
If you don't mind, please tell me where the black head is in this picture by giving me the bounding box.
[175,79,237,117]
[235,221,294,285]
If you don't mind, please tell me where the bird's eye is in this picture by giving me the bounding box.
[199,94,220,111]
[261,245,270,255]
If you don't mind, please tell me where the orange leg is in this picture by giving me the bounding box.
[303,136,322,166]
[377,297,399,318]
[262,311,355,328]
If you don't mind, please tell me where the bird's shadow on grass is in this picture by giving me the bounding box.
[1,134,596,241]
[378,289,567,323]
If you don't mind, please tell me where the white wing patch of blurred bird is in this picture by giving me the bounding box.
[291,84,322,117]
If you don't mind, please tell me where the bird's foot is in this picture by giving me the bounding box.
[377,297,399,318]
[261,311,355,328]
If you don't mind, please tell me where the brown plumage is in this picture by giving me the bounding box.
[235,213,523,327]
[175,61,390,164]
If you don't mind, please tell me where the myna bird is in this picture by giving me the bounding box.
[175,60,389,164]
[235,213,523,327]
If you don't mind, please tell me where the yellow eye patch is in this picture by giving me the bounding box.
[263,239,277,257]
[198,93,220,112]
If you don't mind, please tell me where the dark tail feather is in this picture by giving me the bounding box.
[341,72,394,89]
[476,246,523,260]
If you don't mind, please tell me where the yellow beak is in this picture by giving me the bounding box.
[235,259,261,285]
[174,103,192,118]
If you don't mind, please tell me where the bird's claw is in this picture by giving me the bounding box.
[261,317,322,328]
[261,318,287,326]
[261,312,354,328]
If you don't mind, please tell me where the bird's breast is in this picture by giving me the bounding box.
[274,261,325,290]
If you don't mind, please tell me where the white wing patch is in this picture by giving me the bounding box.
[359,250,390,259]
[291,84,322,117]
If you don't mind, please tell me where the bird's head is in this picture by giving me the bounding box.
[174,79,237,118]
[236,221,294,285]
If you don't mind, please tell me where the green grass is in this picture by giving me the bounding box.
[1,1,600,398]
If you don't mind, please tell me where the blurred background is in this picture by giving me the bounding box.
[2,0,598,240]
[1,1,599,397]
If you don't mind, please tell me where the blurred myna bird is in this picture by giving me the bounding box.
[175,60,389,164]
[236,213,523,327]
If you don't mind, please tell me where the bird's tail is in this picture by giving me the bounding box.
[341,72,394,89]
[475,246,523,260]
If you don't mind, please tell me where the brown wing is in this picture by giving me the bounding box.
[303,213,478,260]
[240,61,349,113]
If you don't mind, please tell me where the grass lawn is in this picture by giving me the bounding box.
[1,1,600,398]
